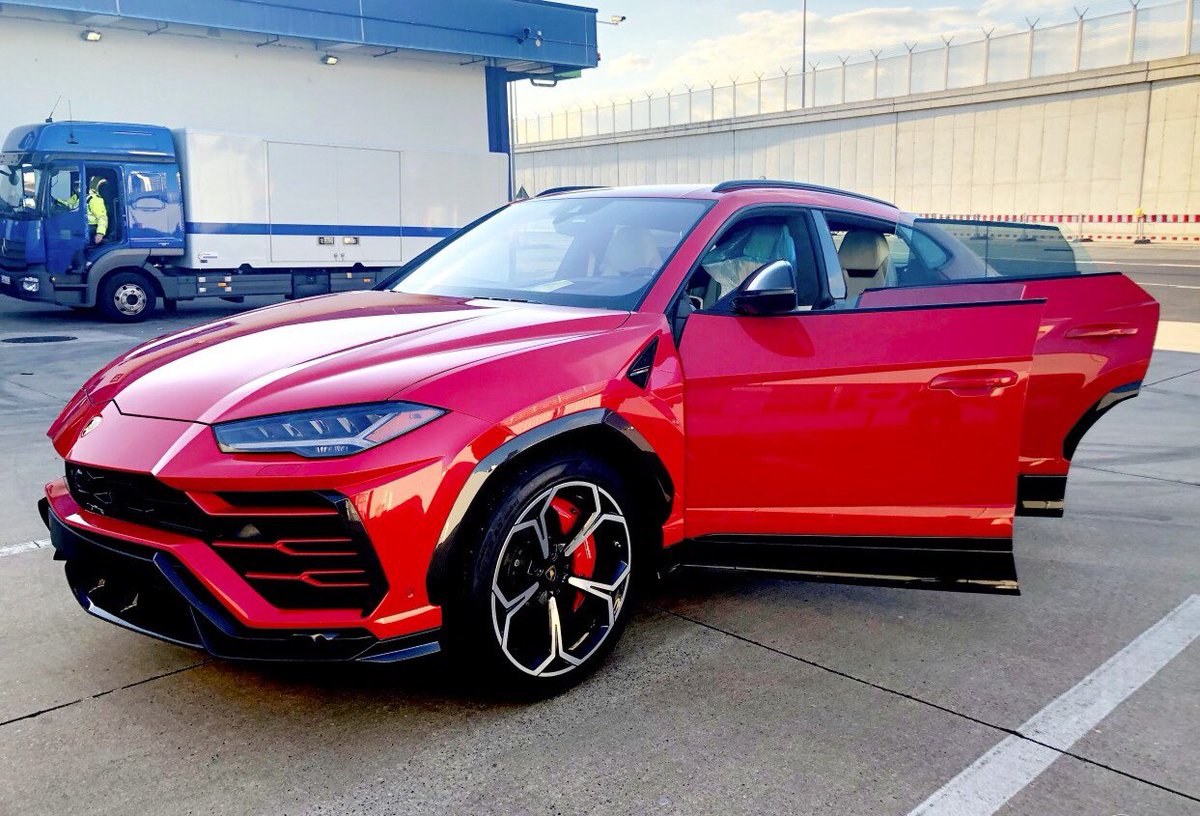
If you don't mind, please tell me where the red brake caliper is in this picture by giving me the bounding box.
[550,496,595,612]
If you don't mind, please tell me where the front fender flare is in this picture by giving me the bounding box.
[425,408,673,604]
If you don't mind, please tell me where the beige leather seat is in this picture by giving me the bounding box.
[598,226,663,277]
[837,230,892,303]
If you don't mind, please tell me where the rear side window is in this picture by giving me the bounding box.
[913,219,1079,279]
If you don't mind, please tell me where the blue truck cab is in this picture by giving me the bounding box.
[0,121,185,318]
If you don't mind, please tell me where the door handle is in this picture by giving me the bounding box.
[929,369,1019,396]
[1065,324,1138,339]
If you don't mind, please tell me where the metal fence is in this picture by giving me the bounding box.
[515,0,1200,144]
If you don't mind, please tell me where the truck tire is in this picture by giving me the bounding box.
[97,271,156,323]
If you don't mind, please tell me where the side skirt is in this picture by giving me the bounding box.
[1016,474,1067,518]
[666,534,1019,595]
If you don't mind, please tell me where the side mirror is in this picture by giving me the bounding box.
[731,259,797,316]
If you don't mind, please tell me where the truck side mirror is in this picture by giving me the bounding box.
[731,260,797,316]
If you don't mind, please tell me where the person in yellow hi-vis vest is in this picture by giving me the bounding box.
[83,175,108,244]
[58,175,109,244]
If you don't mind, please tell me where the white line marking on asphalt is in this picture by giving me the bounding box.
[0,539,51,558]
[1136,282,1200,290]
[1077,260,1200,269]
[907,594,1200,816]
[1155,321,1200,354]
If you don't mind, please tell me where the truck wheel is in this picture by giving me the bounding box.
[98,271,155,322]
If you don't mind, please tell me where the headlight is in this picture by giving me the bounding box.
[213,401,444,458]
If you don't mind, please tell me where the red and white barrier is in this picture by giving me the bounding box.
[915,213,1200,241]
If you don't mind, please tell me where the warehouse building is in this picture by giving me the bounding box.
[0,0,598,256]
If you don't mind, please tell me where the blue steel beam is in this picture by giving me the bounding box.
[5,0,598,70]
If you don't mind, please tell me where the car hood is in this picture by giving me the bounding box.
[86,292,631,423]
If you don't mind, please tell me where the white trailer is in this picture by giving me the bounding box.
[176,130,508,270]
[1,120,509,320]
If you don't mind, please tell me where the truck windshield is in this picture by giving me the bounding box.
[0,165,40,216]
[391,196,711,310]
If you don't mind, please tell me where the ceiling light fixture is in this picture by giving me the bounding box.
[81,29,102,42]
[321,53,338,65]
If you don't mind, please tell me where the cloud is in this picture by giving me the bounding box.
[605,53,654,77]
[518,3,1036,114]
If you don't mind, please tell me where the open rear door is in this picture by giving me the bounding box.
[1011,273,1157,514]
[861,272,1158,517]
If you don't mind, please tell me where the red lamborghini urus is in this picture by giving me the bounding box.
[41,181,1158,693]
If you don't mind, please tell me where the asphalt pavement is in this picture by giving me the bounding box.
[1,244,1197,815]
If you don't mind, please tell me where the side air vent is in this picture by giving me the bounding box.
[626,338,659,389]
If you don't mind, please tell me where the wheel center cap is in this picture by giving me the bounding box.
[544,565,557,582]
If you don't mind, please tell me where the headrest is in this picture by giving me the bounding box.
[838,230,889,272]
[604,226,662,274]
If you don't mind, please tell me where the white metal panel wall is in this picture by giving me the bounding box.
[1141,77,1200,212]
[176,131,270,268]
[0,17,489,155]
[336,148,403,265]
[267,142,340,264]
[400,151,507,260]
[516,69,1200,237]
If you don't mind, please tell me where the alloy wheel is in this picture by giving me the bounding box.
[490,480,632,678]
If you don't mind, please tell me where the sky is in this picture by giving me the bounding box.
[514,0,1139,116]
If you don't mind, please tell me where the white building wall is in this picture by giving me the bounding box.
[1,16,489,154]
[517,56,1200,240]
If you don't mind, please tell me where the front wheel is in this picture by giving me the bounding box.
[97,271,155,322]
[445,455,641,696]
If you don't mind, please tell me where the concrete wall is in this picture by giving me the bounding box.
[516,55,1200,240]
[1,16,489,154]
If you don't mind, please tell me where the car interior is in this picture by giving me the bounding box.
[684,214,822,311]
[596,225,664,278]
[835,230,895,302]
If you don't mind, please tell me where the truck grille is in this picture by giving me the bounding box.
[1,235,27,268]
[64,463,387,613]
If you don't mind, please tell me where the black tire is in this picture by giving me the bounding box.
[442,451,644,697]
[97,270,155,322]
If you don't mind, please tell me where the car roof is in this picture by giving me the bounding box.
[531,181,901,220]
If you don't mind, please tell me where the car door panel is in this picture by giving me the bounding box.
[676,299,1043,593]
[862,272,1158,516]
[858,281,1026,308]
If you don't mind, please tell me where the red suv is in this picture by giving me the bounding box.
[41,181,1158,693]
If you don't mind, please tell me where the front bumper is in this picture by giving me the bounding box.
[40,498,441,663]
[0,267,50,302]
[0,266,88,305]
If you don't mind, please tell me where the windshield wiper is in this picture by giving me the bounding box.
[471,295,533,304]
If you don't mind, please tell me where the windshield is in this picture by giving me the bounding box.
[0,164,40,216]
[391,196,711,309]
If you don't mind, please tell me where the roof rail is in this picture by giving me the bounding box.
[711,179,895,208]
[536,185,609,197]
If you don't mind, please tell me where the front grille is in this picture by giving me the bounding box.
[66,463,207,536]
[1,235,27,268]
[64,463,387,613]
